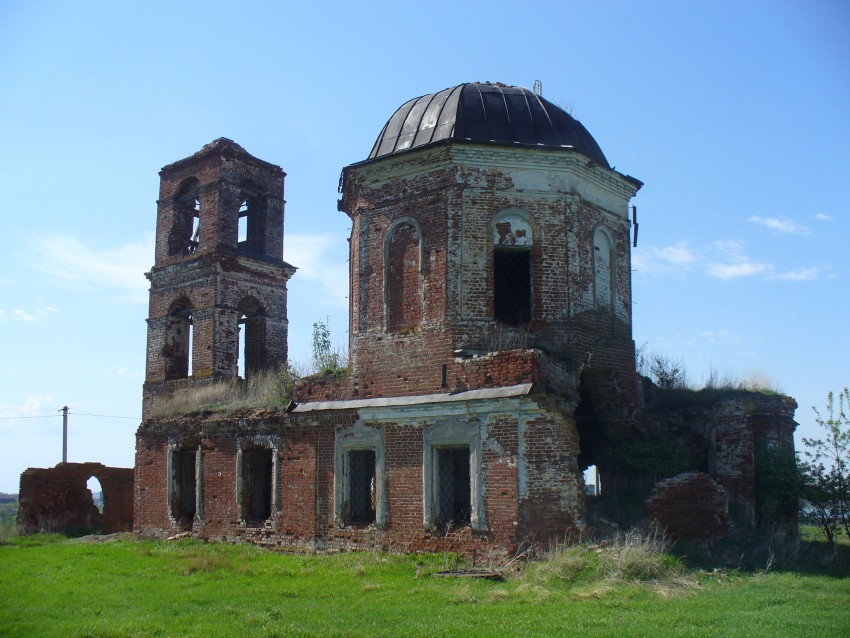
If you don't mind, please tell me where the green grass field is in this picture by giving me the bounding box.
[1,533,848,637]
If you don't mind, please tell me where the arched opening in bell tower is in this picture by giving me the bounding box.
[164,298,193,380]
[237,296,267,379]
[169,177,200,256]
[237,180,265,256]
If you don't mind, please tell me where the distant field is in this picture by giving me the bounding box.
[1,534,848,637]
[0,501,16,540]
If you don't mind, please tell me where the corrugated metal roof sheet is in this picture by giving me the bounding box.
[368,83,609,168]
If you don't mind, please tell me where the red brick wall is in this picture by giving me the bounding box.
[519,407,584,540]
[339,145,636,402]
[135,398,586,559]
[18,462,133,535]
[645,472,731,544]
[387,223,422,332]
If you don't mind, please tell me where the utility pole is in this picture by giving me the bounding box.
[61,405,69,463]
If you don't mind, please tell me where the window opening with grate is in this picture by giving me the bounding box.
[241,448,273,523]
[436,446,471,529]
[347,450,376,524]
[170,449,196,525]
[494,248,531,326]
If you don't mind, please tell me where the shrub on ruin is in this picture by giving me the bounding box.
[311,317,347,375]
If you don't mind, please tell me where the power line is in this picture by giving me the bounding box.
[71,412,140,420]
[0,408,59,414]
[0,412,140,420]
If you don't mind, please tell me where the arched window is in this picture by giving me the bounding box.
[237,296,267,378]
[169,178,200,256]
[164,298,193,380]
[237,180,266,256]
[593,228,615,311]
[492,211,533,326]
[385,221,422,333]
[86,476,104,514]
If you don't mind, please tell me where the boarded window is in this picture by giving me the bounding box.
[386,223,421,332]
[593,229,614,311]
[435,447,471,529]
[170,449,196,524]
[241,448,273,523]
[347,450,376,525]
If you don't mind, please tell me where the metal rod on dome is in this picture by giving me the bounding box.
[533,80,542,96]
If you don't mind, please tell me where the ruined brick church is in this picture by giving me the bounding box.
[129,83,797,555]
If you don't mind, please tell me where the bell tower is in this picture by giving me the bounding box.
[142,139,295,418]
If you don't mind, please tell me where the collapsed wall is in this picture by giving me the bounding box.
[17,462,134,535]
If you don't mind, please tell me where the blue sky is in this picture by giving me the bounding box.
[0,1,847,493]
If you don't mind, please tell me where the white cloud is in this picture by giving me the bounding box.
[705,240,774,280]
[285,232,349,308]
[0,395,57,427]
[747,215,809,235]
[0,306,58,322]
[770,267,821,282]
[632,237,826,284]
[653,242,696,265]
[706,261,773,280]
[632,241,696,275]
[700,330,738,344]
[27,233,153,303]
[815,214,833,222]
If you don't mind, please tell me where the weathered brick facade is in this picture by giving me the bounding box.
[132,83,798,557]
[142,138,295,419]
[17,463,133,535]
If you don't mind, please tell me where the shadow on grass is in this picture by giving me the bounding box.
[672,527,850,578]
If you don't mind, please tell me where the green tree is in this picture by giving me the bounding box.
[311,317,346,375]
[800,387,850,544]
[754,442,801,529]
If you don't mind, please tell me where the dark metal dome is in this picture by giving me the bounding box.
[368,82,610,168]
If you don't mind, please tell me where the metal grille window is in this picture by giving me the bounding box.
[436,447,471,528]
[494,248,531,326]
[241,448,273,522]
[347,450,376,524]
[171,449,197,523]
